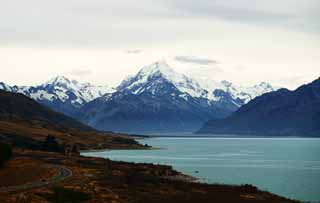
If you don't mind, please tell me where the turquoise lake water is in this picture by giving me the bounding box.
[83,137,320,202]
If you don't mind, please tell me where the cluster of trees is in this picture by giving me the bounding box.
[0,135,78,167]
[42,135,79,156]
[0,142,12,165]
[42,135,63,152]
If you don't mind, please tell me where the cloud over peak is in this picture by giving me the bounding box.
[175,56,218,65]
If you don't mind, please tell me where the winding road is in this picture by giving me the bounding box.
[0,164,72,193]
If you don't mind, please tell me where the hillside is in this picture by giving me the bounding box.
[0,90,145,150]
[197,78,320,137]
[0,90,92,131]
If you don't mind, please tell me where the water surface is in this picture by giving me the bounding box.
[83,137,320,202]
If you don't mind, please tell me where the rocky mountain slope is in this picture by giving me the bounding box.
[0,90,92,131]
[0,90,145,150]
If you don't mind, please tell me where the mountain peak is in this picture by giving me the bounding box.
[45,75,71,86]
[257,82,272,88]
[138,60,173,78]
[313,77,320,84]
[221,80,233,87]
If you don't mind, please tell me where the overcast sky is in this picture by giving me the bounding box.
[1,0,320,89]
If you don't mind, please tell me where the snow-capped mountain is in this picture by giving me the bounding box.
[197,77,320,136]
[79,60,277,133]
[0,60,277,133]
[26,75,114,107]
[118,60,275,107]
[79,65,229,133]
[0,76,114,117]
[0,82,20,92]
[197,79,276,105]
[117,60,206,98]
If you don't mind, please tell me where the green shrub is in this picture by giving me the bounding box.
[44,187,91,203]
[0,143,12,165]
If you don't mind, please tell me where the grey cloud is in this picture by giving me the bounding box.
[175,56,218,65]
[67,69,93,76]
[163,0,320,26]
[0,0,319,48]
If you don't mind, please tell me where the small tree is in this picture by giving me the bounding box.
[0,142,13,166]
[42,136,62,152]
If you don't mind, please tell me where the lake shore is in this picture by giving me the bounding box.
[0,149,301,203]
[90,137,320,202]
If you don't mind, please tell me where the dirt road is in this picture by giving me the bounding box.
[0,164,72,193]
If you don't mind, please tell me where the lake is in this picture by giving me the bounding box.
[82,137,320,202]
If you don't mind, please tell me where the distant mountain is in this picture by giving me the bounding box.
[79,61,276,133]
[0,90,92,131]
[0,76,114,117]
[195,79,276,105]
[0,61,276,133]
[197,78,320,137]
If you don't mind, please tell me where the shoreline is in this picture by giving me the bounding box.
[80,139,315,202]
[0,149,301,203]
[80,146,162,154]
[146,135,320,138]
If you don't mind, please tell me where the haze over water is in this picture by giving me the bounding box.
[83,137,320,202]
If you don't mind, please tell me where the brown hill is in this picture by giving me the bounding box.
[0,90,145,150]
[0,90,92,131]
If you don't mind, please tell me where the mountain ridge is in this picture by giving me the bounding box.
[0,60,277,133]
[0,76,114,117]
[0,90,92,131]
[78,61,276,133]
[197,77,320,136]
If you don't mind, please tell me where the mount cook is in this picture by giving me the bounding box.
[0,60,276,133]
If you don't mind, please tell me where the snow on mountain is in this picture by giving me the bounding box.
[118,60,206,98]
[236,82,276,103]
[1,61,275,109]
[0,82,20,93]
[0,61,278,133]
[0,76,114,117]
[0,82,14,92]
[117,60,276,105]
[0,60,277,123]
[199,79,276,104]
[79,60,256,133]
[34,75,115,106]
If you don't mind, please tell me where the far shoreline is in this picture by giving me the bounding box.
[139,135,320,139]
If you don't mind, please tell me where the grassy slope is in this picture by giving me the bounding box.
[0,90,145,150]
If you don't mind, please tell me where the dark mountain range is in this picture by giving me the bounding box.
[197,78,320,137]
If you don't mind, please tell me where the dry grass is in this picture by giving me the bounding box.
[0,120,145,150]
[0,157,58,187]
